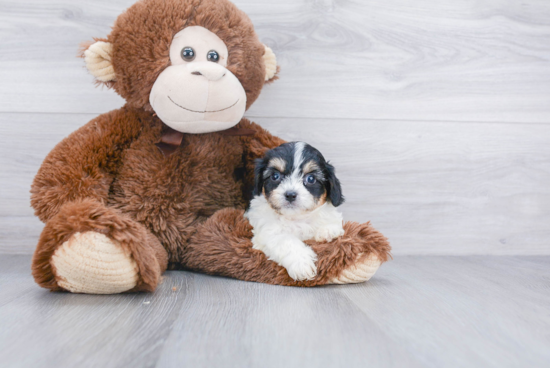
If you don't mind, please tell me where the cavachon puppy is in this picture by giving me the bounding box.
[245,142,346,281]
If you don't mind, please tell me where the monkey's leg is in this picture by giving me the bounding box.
[181,208,391,286]
[32,199,168,294]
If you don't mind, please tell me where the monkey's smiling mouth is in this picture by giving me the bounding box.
[168,96,239,113]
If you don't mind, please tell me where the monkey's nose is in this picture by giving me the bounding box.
[189,62,226,81]
[285,191,298,202]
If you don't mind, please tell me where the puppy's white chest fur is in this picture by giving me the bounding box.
[245,196,345,281]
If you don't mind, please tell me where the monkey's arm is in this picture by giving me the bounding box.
[31,107,143,223]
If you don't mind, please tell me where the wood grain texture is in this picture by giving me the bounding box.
[0,0,549,123]
[341,256,550,368]
[262,118,550,255]
[1,255,549,368]
[2,113,549,255]
[0,0,549,255]
[0,255,193,368]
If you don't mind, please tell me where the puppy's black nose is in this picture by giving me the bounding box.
[285,191,297,202]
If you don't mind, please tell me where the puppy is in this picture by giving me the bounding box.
[245,142,345,281]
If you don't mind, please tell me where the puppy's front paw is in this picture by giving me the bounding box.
[314,225,345,242]
[285,249,318,281]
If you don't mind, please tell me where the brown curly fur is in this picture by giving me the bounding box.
[32,198,168,292]
[103,0,267,111]
[30,0,390,292]
[185,208,390,286]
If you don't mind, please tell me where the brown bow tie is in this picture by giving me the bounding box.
[155,125,256,157]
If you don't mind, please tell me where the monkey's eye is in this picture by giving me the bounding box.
[181,47,195,61]
[207,50,220,63]
[271,172,281,182]
[304,174,316,185]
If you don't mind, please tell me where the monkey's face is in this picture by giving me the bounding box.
[149,26,247,134]
[81,0,279,135]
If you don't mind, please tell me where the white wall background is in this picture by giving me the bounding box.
[1,0,549,255]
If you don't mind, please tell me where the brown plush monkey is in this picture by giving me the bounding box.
[30,0,391,294]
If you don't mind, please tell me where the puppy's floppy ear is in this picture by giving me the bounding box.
[325,162,345,207]
[253,158,268,197]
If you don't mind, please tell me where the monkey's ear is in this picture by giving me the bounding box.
[263,45,279,83]
[83,41,116,83]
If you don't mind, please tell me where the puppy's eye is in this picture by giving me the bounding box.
[181,47,195,61]
[304,174,316,185]
[271,172,281,181]
[207,50,220,63]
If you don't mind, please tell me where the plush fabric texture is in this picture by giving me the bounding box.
[30,0,391,293]
[327,253,381,284]
[32,196,168,292]
[184,208,390,286]
[84,41,116,82]
[52,231,139,294]
[103,0,267,111]
[263,46,277,81]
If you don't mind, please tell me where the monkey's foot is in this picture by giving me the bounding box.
[327,253,381,284]
[51,231,139,294]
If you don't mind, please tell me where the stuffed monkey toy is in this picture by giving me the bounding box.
[30,0,391,294]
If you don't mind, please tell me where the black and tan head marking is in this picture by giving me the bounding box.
[253,142,344,214]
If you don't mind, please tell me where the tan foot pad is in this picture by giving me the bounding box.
[328,253,381,284]
[51,231,138,294]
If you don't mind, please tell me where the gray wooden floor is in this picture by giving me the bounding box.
[1,255,549,368]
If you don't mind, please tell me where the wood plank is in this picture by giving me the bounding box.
[0,111,80,254]
[262,118,550,255]
[0,113,82,217]
[340,256,550,368]
[0,0,549,123]
[1,255,549,367]
[1,113,549,255]
[0,256,35,307]
[154,272,424,368]
[0,217,42,255]
[0,254,194,368]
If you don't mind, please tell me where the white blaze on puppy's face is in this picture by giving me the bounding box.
[149,26,247,134]
[270,142,313,216]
